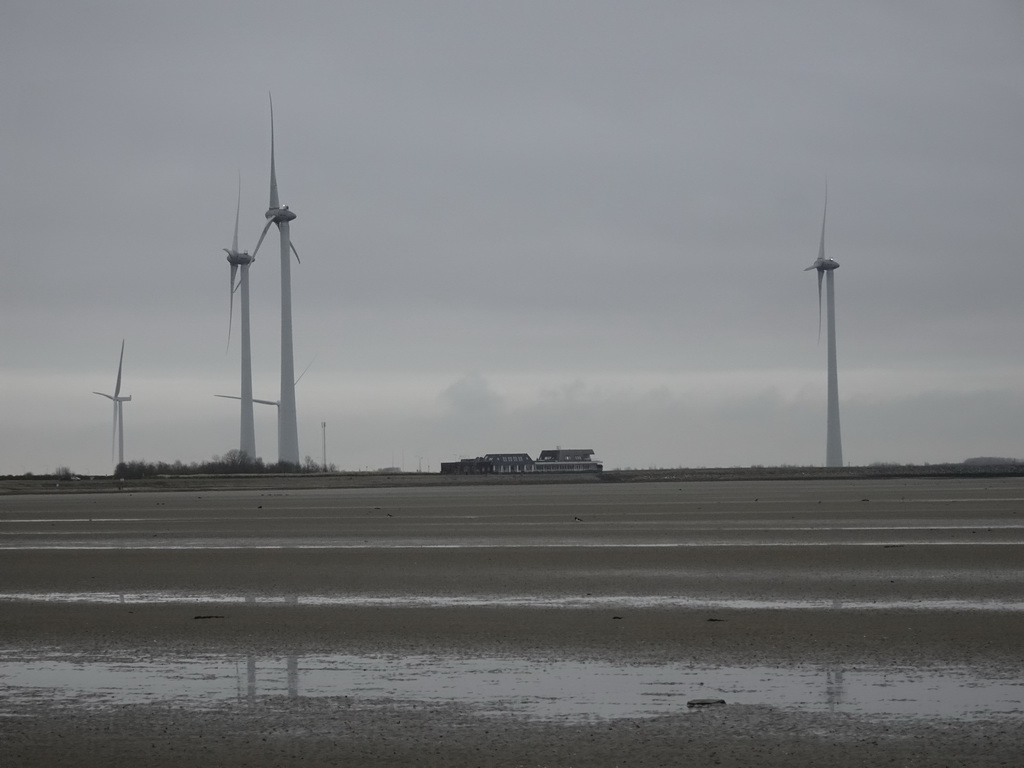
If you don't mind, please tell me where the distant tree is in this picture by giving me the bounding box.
[964,456,1022,466]
[54,466,73,480]
[220,448,258,472]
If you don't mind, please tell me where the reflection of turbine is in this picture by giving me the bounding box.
[826,664,845,712]
[247,655,256,702]
[804,186,843,467]
[92,340,132,466]
[252,94,301,465]
[288,654,299,698]
[223,175,256,459]
[238,653,299,701]
[824,597,846,712]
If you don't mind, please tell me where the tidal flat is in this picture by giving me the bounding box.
[2,478,1023,766]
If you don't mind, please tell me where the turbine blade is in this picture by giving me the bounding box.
[232,172,241,253]
[290,239,300,264]
[269,93,280,210]
[816,269,823,342]
[93,391,114,401]
[818,183,828,263]
[252,218,275,258]
[114,340,125,398]
[217,393,279,407]
[295,353,317,386]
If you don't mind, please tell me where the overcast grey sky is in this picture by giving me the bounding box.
[2,1,1022,475]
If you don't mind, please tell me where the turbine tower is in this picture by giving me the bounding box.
[93,339,132,467]
[253,94,301,465]
[804,188,843,467]
[224,175,257,459]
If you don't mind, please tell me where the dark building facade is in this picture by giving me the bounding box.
[534,449,601,473]
[440,449,601,475]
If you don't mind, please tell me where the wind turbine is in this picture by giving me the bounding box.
[252,93,301,465]
[804,186,844,467]
[93,340,132,467]
[224,175,257,459]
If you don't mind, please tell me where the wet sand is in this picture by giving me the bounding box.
[2,478,1023,766]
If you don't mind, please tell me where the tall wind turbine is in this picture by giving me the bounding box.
[804,187,844,467]
[224,175,257,459]
[252,94,301,465]
[93,340,132,467]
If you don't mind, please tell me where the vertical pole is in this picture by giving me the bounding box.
[239,262,256,459]
[825,269,843,467]
[117,401,125,466]
[278,220,300,464]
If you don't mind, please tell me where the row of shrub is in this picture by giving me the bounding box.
[112,449,334,479]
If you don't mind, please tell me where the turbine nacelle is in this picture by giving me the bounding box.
[252,210,300,263]
[92,393,132,403]
[224,249,254,267]
[805,258,840,272]
[265,205,296,224]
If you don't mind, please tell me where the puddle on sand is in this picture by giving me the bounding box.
[4,591,1024,612]
[1,651,1021,722]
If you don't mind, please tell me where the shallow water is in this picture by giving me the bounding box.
[2,649,1021,721]
[3,591,1024,611]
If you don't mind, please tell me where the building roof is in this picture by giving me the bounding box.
[537,449,596,462]
[484,453,533,463]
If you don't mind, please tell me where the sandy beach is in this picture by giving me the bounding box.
[2,477,1023,766]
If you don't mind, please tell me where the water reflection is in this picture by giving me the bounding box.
[4,591,1024,612]
[826,665,844,712]
[3,650,1020,721]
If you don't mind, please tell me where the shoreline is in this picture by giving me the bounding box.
[4,462,1024,495]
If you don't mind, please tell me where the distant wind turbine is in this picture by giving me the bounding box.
[93,340,132,467]
[223,174,257,459]
[216,357,316,449]
[804,186,844,467]
[252,93,301,465]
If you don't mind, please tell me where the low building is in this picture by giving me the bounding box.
[439,453,534,475]
[439,457,494,475]
[440,448,602,474]
[534,449,602,473]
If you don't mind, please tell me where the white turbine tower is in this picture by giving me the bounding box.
[93,340,132,467]
[252,94,301,466]
[804,188,844,467]
[224,175,257,459]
